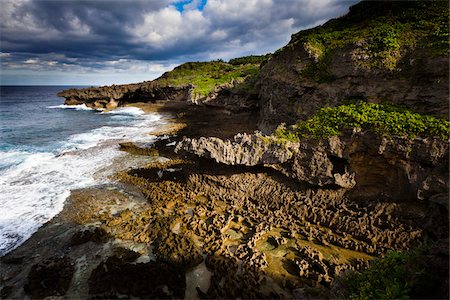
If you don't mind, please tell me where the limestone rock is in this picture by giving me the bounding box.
[176,133,355,188]
[201,78,259,112]
[24,256,75,298]
[176,133,296,166]
[176,131,449,201]
[58,82,193,109]
[256,4,449,132]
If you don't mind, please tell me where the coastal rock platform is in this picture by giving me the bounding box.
[1,101,448,299]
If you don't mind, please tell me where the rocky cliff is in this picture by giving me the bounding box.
[5,1,449,299]
[257,1,449,131]
[58,82,193,109]
[58,2,449,132]
[58,59,262,110]
[176,131,449,203]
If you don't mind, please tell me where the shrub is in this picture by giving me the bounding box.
[228,54,271,65]
[274,101,450,141]
[338,251,415,299]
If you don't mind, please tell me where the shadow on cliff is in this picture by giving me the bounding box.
[152,100,260,140]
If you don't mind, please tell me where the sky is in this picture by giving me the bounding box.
[0,0,358,86]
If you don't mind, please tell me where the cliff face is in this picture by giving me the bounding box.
[57,60,262,110]
[176,131,449,204]
[58,82,193,109]
[257,1,449,131]
[57,2,449,127]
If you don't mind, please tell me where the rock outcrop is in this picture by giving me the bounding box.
[58,82,193,109]
[176,131,449,202]
[176,133,355,189]
[58,77,259,112]
[200,78,259,112]
[256,1,449,131]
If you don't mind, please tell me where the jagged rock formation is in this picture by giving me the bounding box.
[176,133,355,188]
[40,2,448,298]
[176,131,449,202]
[110,157,446,298]
[58,82,193,109]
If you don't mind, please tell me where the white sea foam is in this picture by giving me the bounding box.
[0,150,33,170]
[0,110,165,256]
[102,106,145,116]
[47,104,102,111]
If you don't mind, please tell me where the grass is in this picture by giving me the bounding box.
[156,60,260,97]
[275,1,449,77]
[273,101,450,141]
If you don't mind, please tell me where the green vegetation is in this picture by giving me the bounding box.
[228,54,271,66]
[340,251,413,299]
[300,51,336,83]
[336,247,445,300]
[156,60,260,97]
[274,101,450,141]
[281,1,449,76]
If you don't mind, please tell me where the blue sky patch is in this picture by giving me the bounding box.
[172,0,207,12]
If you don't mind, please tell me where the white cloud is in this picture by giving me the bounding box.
[129,0,353,61]
[24,58,39,64]
[0,0,357,84]
[67,15,91,36]
[132,6,209,48]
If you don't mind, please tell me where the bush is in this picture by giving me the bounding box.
[228,54,271,65]
[274,101,450,141]
[338,251,415,299]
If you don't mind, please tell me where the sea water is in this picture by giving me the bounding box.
[0,86,163,255]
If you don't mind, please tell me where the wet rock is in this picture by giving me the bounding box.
[112,247,141,262]
[24,256,75,299]
[1,255,24,264]
[88,255,185,298]
[68,227,109,246]
[0,286,13,299]
[119,142,159,156]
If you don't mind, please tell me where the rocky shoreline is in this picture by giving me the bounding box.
[1,100,448,299]
[2,2,449,298]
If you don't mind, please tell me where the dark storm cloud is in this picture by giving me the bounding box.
[1,0,171,59]
[0,0,358,84]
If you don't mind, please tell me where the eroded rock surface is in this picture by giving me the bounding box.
[88,255,186,299]
[110,156,446,298]
[24,257,75,299]
[58,82,193,109]
[176,131,449,201]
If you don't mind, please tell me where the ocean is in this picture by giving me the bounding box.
[0,86,163,256]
